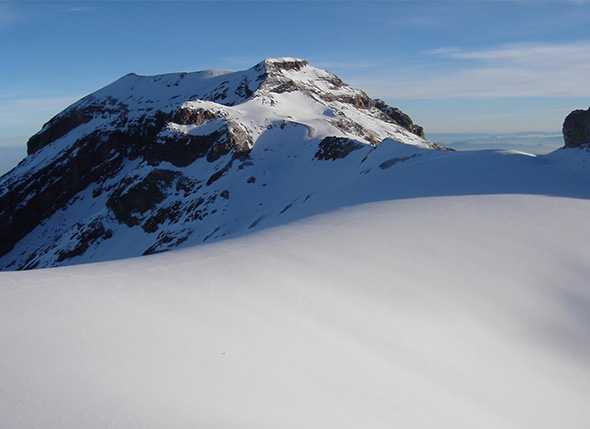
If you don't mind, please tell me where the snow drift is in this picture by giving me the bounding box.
[1,195,589,428]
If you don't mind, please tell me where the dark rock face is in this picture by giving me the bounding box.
[318,95,424,138]
[148,128,228,166]
[143,202,183,233]
[373,99,424,138]
[563,108,590,148]
[107,169,180,227]
[265,59,308,72]
[27,110,93,155]
[315,137,365,160]
[0,131,125,257]
[1,99,255,260]
[320,92,374,110]
[143,229,191,255]
[173,107,218,125]
[235,77,254,98]
[56,219,113,262]
[331,118,380,145]
[27,100,128,155]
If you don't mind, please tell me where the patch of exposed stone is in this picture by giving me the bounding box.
[259,58,345,96]
[149,127,228,166]
[109,170,219,235]
[0,130,125,257]
[107,169,180,226]
[206,155,243,186]
[56,218,113,262]
[379,154,420,170]
[27,99,128,155]
[143,229,191,255]
[142,201,184,233]
[203,226,221,242]
[186,194,217,222]
[373,99,424,138]
[148,112,252,167]
[330,118,381,145]
[320,92,374,110]
[235,77,254,99]
[172,107,220,125]
[0,100,245,261]
[18,247,49,270]
[264,58,309,73]
[202,81,229,103]
[316,93,424,138]
[563,107,590,148]
[314,136,365,160]
[269,80,300,94]
[248,216,264,229]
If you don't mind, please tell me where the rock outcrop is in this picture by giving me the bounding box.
[563,107,590,148]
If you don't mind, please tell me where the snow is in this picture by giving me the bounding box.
[160,118,226,138]
[0,116,114,189]
[1,194,589,428]
[1,56,589,427]
[51,57,427,149]
[3,131,589,270]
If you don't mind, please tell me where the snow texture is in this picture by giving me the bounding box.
[1,195,589,428]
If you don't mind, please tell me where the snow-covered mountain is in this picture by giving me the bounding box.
[2,58,590,427]
[1,58,589,270]
[0,57,436,270]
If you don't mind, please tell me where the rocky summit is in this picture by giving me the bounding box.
[0,57,438,269]
[563,107,590,148]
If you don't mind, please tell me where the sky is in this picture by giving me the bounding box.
[1,0,590,147]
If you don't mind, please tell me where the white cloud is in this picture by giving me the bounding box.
[352,41,590,100]
[430,41,590,64]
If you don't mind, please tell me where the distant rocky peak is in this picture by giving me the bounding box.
[563,107,590,148]
[259,57,309,72]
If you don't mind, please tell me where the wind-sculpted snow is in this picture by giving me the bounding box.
[1,196,589,428]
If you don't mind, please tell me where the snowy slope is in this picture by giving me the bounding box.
[3,133,589,270]
[1,195,589,428]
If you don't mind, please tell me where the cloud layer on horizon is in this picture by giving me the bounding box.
[352,41,590,100]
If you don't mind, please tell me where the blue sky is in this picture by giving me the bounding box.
[1,0,590,146]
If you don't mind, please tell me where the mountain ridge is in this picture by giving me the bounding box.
[0,57,434,269]
[1,58,589,270]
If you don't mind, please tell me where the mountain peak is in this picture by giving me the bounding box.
[261,57,308,67]
[26,58,426,157]
[1,57,435,268]
[563,107,590,148]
